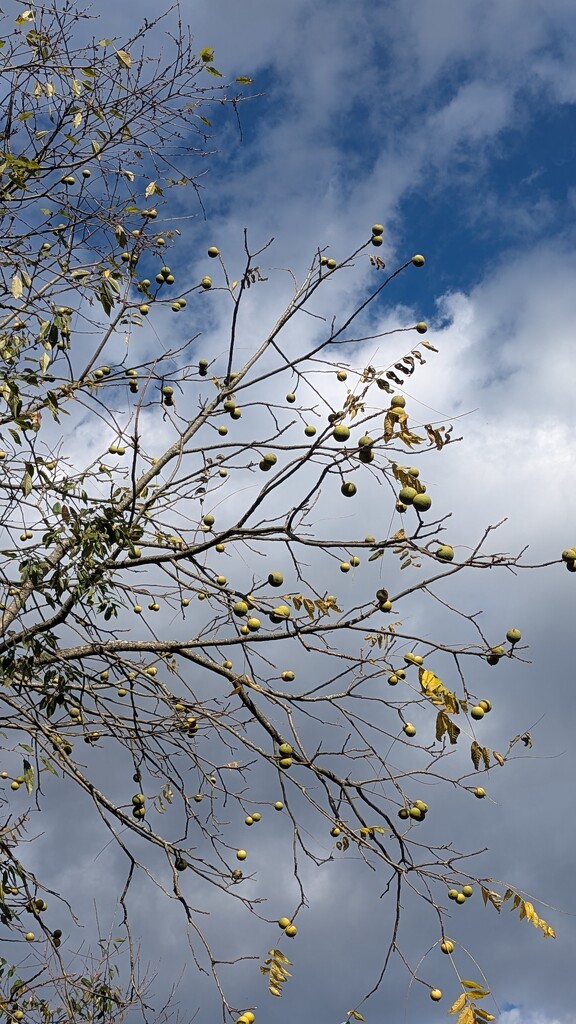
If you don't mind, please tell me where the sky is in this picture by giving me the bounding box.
[2,1,576,1024]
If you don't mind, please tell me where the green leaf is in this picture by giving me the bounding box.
[205,65,223,77]
[236,76,253,84]
[22,467,33,497]
[23,760,34,795]
[10,274,23,299]
[115,49,131,69]
[40,756,58,776]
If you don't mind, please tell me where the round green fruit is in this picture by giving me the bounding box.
[470,705,485,720]
[440,939,454,954]
[403,723,417,737]
[462,885,474,898]
[278,743,293,755]
[390,395,406,408]
[436,545,454,561]
[447,889,459,900]
[486,645,505,665]
[430,989,442,1002]
[398,807,409,819]
[474,787,486,799]
[326,258,337,269]
[284,924,298,937]
[233,601,249,617]
[404,653,424,666]
[455,892,466,904]
[371,235,383,246]
[236,850,247,861]
[268,571,284,587]
[336,370,348,381]
[207,246,219,258]
[371,224,384,236]
[412,493,432,512]
[279,757,293,769]
[506,628,522,643]
[278,916,291,928]
[412,254,425,267]
[304,424,317,436]
[341,482,357,497]
[274,801,284,810]
[332,424,350,442]
[271,604,291,621]
[286,393,296,403]
[340,562,351,573]
[398,486,417,504]
[201,276,212,289]
[350,555,360,567]
[415,321,428,334]
[561,548,576,562]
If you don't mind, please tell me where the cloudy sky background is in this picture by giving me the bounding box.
[150,1,576,1019]
[5,1,576,1023]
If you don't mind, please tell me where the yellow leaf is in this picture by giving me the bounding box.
[348,1012,365,1021]
[71,79,82,97]
[522,901,535,922]
[448,993,467,1015]
[420,668,442,692]
[16,9,35,23]
[116,49,131,69]
[475,1010,496,1021]
[461,980,485,990]
[145,180,158,198]
[73,111,83,128]
[457,1008,474,1024]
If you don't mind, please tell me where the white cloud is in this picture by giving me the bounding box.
[501,1010,576,1024]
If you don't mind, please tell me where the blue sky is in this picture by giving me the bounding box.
[4,1,576,1023]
